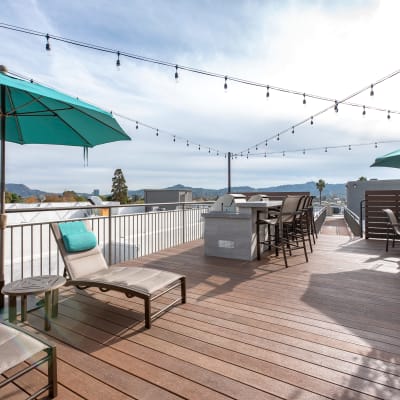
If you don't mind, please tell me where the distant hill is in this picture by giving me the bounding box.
[7,182,346,201]
[5,184,47,198]
[129,182,346,200]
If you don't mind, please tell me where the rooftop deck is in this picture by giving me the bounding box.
[2,217,400,399]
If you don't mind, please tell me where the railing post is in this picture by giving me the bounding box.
[107,207,112,265]
[360,200,365,238]
[182,203,186,243]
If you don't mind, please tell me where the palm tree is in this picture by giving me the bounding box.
[316,179,326,204]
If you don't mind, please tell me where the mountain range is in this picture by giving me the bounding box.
[6,181,346,200]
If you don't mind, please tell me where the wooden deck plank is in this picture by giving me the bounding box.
[3,217,400,399]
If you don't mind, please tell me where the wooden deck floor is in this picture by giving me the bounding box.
[2,217,400,399]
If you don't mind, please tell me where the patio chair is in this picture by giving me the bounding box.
[50,221,186,329]
[256,195,308,267]
[382,208,400,252]
[0,321,57,398]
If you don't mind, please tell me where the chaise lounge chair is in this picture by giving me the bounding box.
[50,221,186,329]
[0,321,57,398]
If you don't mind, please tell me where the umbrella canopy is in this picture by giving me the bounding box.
[0,67,131,306]
[0,71,129,146]
[370,148,400,169]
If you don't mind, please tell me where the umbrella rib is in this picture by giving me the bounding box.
[8,108,73,116]
[20,90,94,147]
[6,86,24,144]
[20,88,124,135]
[22,88,126,140]
[6,93,49,115]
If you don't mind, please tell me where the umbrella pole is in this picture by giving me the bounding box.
[0,84,5,308]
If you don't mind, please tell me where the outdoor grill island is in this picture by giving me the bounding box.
[203,195,282,261]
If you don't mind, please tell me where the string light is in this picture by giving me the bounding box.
[175,65,179,81]
[277,134,280,141]
[156,128,159,136]
[198,145,201,150]
[310,116,314,125]
[224,76,228,91]
[265,140,268,146]
[8,22,400,162]
[116,51,121,69]
[208,148,211,154]
[186,140,189,147]
[247,140,400,158]
[334,100,338,113]
[303,93,306,105]
[45,33,50,51]
[266,85,270,98]
[173,135,176,142]
[3,23,400,119]
[362,105,366,116]
[264,152,266,158]
[292,126,295,134]
[255,145,258,150]
[136,121,138,129]
[282,151,285,157]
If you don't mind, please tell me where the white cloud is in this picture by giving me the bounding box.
[2,0,400,194]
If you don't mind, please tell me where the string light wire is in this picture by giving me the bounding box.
[4,22,400,161]
[1,22,400,117]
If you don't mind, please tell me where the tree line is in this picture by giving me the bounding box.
[5,168,132,204]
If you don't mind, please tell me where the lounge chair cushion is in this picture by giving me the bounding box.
[0,323,48,374]
[59,221,97,252]
[77,266,182,296]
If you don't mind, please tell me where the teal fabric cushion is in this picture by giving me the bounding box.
[58,221,87,236]
[62,231,97,253]
[58,221,97,252]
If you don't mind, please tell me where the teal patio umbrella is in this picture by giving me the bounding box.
[370,148,400,169]
[0,66,131,306]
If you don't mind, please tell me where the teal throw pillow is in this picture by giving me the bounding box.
[58,221,87,236]
[62,231,97,253]
[58,221,97,252]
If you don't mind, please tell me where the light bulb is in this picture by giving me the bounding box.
[45,34,51,51]
[116,51,121,70]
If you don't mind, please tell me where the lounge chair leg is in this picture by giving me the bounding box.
[181,277,186,304]
[144,298,151,329]
[48,346,58,398]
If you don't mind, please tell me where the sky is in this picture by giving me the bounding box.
[2,0,400,194]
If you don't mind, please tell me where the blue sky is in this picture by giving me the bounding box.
[2,0,400,194]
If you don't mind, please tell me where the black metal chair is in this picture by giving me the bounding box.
[0,321,57,399]
[256,195,308,267]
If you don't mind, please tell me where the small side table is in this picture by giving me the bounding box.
[1,275,66,331]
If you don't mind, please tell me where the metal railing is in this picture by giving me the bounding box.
[4,201,212,283]
[344,206,361,237]
[314,206,327,233]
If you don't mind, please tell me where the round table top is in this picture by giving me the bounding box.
[1,275,66,295]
